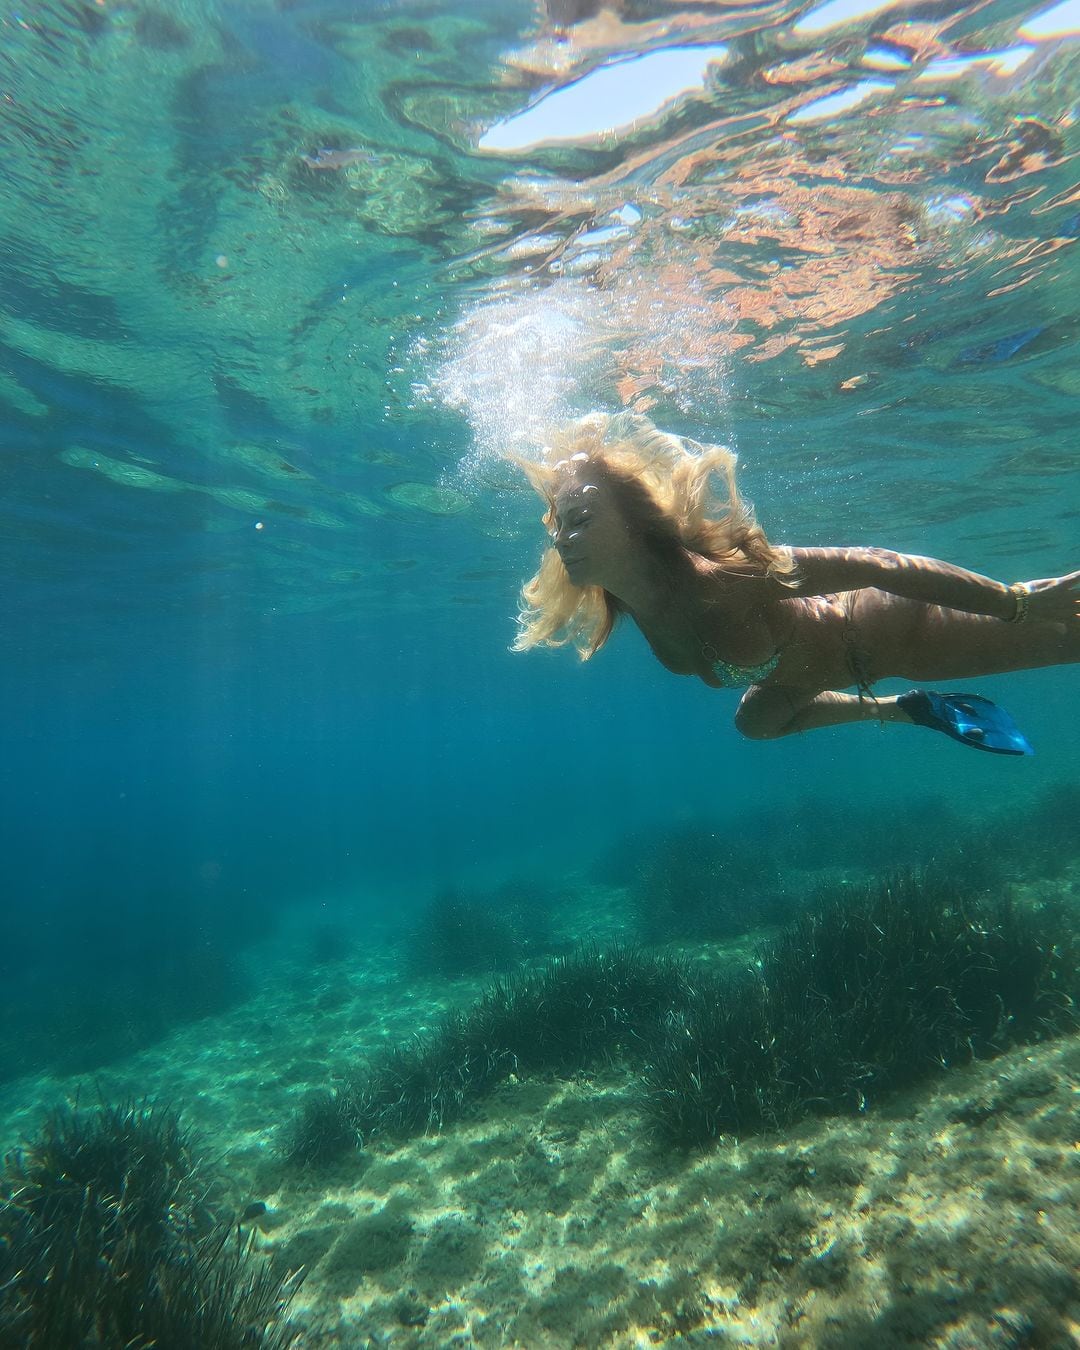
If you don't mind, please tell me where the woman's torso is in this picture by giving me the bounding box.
[640,567,921,692]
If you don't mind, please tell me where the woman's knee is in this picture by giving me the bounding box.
[734,692,790,740]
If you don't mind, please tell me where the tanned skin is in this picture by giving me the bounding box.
[552,481,1080,740]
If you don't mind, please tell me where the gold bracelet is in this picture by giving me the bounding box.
[1008,582,1030,623]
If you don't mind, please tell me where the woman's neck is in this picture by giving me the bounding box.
[612,548,714,639]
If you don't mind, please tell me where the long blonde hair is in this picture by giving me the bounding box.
[513,412,797,659]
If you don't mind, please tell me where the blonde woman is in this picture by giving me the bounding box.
[514,414,1080,755]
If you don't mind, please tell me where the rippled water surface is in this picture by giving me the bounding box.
[3,0,1077,641]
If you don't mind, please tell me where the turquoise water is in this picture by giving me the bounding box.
[1,1,1078,1344]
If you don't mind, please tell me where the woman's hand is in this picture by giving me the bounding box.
[1015,569,1080,623]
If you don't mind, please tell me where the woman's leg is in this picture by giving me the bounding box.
[890,606,1079,682]
[736,593,1077,741]
[734,686,911,740]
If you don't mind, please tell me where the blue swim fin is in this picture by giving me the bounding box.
[898,690,1034,756]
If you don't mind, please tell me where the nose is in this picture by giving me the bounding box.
[553,524,579,554]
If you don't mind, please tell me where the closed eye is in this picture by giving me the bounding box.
[552,512,591,539]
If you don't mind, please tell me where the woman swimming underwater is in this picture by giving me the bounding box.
[514,414,1079,755]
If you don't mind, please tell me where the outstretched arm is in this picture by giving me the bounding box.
[787,548,1080,623]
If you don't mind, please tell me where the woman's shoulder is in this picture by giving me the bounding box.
[699,555,780,606]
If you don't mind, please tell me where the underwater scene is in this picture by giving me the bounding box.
[1,0,1079,1345]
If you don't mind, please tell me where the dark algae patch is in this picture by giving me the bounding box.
[284,943,694,1165]
[286,868,1078,1164]
[642,868,1078,1147]
[0,1102,298,1349]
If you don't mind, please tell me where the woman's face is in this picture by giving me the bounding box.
[550,477,632,588]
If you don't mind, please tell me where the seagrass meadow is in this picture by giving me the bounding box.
[3,789,1080,1346]
[3,0,1080,1345]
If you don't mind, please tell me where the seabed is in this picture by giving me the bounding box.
[3,872,1078,1349]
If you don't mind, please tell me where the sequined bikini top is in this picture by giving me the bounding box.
[710,651,781,688]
